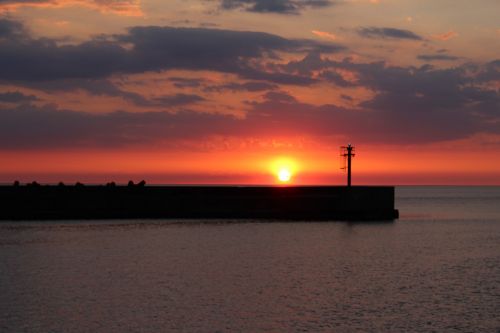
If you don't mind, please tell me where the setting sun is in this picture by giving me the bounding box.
[270,157,298,184]
[278,168,292,183]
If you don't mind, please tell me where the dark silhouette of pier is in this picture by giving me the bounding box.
[0,182,398,221]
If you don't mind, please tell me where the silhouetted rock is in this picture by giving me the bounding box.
[127,180,135,187]
[138,180,146,187]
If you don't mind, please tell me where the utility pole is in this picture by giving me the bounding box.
[341,144,355,187]
[347,144,353,187]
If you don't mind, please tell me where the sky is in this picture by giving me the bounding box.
[0,0,499,185]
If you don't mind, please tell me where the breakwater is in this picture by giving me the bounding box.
[0,185,398,221]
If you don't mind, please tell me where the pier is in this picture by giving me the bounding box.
[0,185,398,221]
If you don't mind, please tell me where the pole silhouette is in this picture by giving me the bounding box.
[341,144,355,187]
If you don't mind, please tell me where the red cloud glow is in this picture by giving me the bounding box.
[0,0,143,16]
[312,30,337,41]
[431,30,459,41]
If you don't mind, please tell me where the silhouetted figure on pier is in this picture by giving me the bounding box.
[127,180,146,187]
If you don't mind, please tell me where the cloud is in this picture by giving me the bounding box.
[19,78,207,107]
[1,61,497,149]
[204,81,278,92]
[318,70,356,87]
[0,17,25,38]
[169,77,205,89]
[260,86,496,145]
[0,91,38,103]
[312,30,337,41]
[278,52,499,130]
[16,78,154,107]
[0,19,344,84]
[417,54,460,62]
[0,0,143,16]
[151,93,206,107]
[0,104,240,149]
[0,19,498,149]
[0,37,128,81]
[261,90,297,103]
[340,94,353,101]
[431,31,458,41]
[357,27,423,40]
[468,59,499,84]
[218,0,333,14]
[277,51,327,76]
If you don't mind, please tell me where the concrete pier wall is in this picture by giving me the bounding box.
[0,185,398,221]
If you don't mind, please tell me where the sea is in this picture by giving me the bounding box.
[0,186,499,332]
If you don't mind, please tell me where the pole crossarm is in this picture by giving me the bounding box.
[340,144,355,187]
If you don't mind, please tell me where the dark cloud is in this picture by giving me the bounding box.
[204,81,278,92]
[0,91,38,103]
[319,70,355,87]
[19,78,205,107]
[218,0,333,14]
[2,42,493,148]
[0,17,26,38]
[261,90,297,103]
[0,18,498,149]
[0,104,238,149]
[277,51,325,75]
[152,93,206,106]
[245,89,495,144]
[357,27,423,40]
[278,53,472,97]
[169,77,205,89]
[0,37,127,81]
[0,19,344,83]
[279,53,499,133]
[474,60,500,83]
[27,79,150,104]
[118,25,343,69]
[0,74,497,149]
[229,68,316,85]
[417,54,460,62]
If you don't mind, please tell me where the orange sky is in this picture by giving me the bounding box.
[2,143,499,185]
[0,0,499,185]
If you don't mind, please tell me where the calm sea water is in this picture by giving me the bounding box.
[0,186,499,332]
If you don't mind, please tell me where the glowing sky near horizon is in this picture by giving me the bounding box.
[0,0,499,184]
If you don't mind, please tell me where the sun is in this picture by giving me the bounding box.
[277,168,292,183]
[269,157,298,184]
